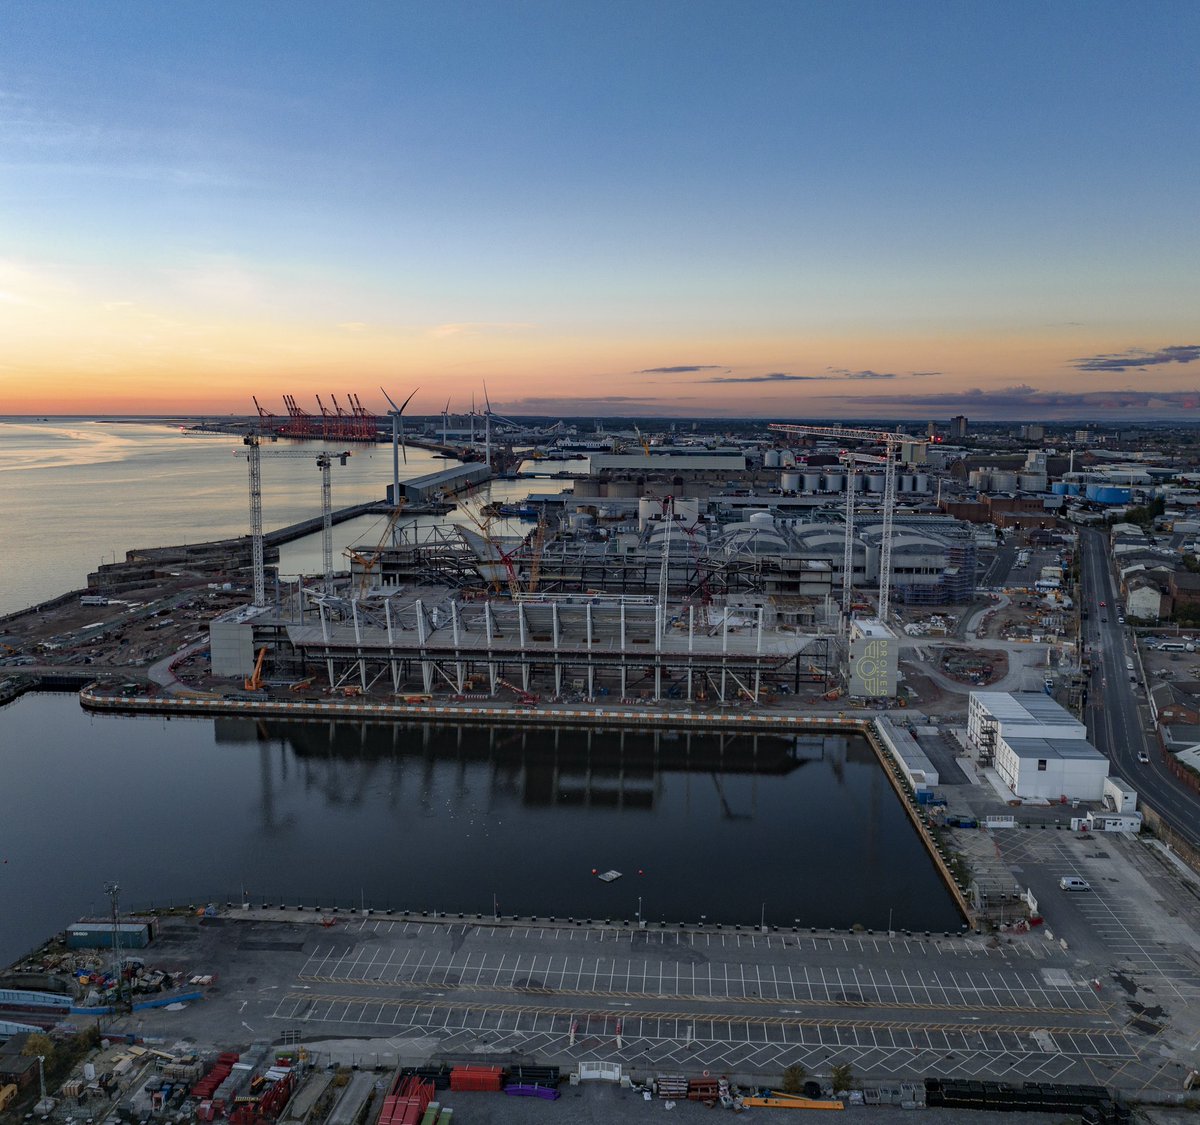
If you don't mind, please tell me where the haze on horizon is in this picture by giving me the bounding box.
[1,0,1197,421]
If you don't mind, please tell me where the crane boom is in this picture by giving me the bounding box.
[769,422,927,625]
[242,435,350,607]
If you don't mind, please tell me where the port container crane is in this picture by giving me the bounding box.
[241,435,350,608]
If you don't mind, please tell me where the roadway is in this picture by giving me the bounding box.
[1079,528,1200,849]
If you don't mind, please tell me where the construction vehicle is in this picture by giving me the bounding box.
[288,678,313,692]
[496,677,539,707]
[244,647,267,691]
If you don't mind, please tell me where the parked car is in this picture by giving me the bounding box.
[1059,876,1091,891]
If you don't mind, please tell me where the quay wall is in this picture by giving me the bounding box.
[78,687,973,925]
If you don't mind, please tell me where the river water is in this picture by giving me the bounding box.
[0,418,548,618]
[0,693,961,965]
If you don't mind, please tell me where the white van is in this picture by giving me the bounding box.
[1058,876,1091,891]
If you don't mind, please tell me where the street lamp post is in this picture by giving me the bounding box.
[637,896,643,928]
[760,902,766,932]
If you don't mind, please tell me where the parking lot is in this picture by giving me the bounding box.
[116,905,1175,1089]
[297,927,1105,1013]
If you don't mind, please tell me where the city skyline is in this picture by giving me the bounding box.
[1,1,1197,418]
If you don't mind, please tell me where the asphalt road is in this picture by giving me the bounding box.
[1079,528,1200,849]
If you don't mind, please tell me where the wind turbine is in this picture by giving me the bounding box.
[380,386,418,505]
[481,382,522,470]
[441,397,451,447]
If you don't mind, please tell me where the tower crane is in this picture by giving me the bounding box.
[241,435,350,608]
[768,423,927,626]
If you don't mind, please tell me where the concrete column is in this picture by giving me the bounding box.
[620,600,627,699]
[451,599,464,692]
[586,601,594,701]
[753,605,763,702]
[318,597,335,687]
[384,597,399,692]
[485,600,497,696]
[415,598,432,693]
[687,604,695,702]
[552,600,562,699]
[519,601,530,690]
[352,598,367,691]
[720,608,729,702]
[654,604,663,702]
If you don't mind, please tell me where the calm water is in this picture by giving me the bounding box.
[0,418,558,616]
[0,693,960,965]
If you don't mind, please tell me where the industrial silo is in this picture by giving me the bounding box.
[802,472,821,493]
[764,449,782,468]
[823,472,844,492]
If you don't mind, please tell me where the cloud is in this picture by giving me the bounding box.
[849,385,1200,414]
[430,322,535,338]
[1072,344,1200,372]
[703,372,818,383]
[826,368,938,380]
[701,369,937,384]
[636,364,725,374]
[501,394,703,414]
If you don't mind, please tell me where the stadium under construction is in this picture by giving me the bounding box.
[284,588,835,704]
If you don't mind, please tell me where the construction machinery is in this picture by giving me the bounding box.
[495,677,539,706]
[768,422,927,627]
[244,647,267,691]
[346,499,409,596]
[241,433,350,608]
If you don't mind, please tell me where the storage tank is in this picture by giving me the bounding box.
[802,472,821,493]
[823,472,844,493]
[991,471,1018,491]
[764,449,781,468]
[638,497,659,528]
[608,480,640,498]
[781,470,802,492]
[749,511,775,527]
[1086,485,1131,504]
[570,512,594,530]
[968,469,991,490]
[780,450,797,468]
[867,474,885,492]
[914,473,929,492]
[1019,472,1048,492]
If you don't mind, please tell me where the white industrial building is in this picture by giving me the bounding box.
[968,691,1110,801]
[994,734,1109,801]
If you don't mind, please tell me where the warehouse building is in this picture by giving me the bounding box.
[967,691,1109,800]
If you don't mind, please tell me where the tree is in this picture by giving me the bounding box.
[830,1062,854,1093]
[781,1064,807,1093]
[20,1031,55,1062]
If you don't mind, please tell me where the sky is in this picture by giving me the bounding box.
[1,0,1198,420]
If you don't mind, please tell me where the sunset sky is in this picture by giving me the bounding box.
[2,1,1198,419]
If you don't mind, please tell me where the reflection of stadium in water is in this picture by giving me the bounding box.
[213,719,857,814]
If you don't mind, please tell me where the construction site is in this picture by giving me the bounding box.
[183,421,943,710]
